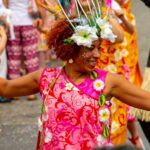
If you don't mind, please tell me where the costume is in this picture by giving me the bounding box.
[37,1,117,148]
[96,40,128,145]
[121,0,143,86]
[96,1,129,145]
[96,0,142,145]
[37,67,112,150]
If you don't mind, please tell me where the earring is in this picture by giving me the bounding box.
[68,58,74,64]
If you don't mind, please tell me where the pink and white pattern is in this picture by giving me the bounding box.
[37,68,112,150]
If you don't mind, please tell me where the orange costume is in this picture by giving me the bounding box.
[121,0,143,86]
[96,40,128,145]
[96,0,142,145]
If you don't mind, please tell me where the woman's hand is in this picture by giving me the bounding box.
[114,9,125,19]
[36,0,64,19]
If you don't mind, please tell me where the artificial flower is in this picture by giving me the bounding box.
[45,128,53,143]
[96,17,117,43]
[99,108,110,122]
[93,79,105,92]
[65,83,73,91]
[97,134,106,143]
[105,64,117,73]
[122,49,129,57]
[114,49,123,61]
[111,121,119,134]
[111,98,117,113]
[70,25,98,48]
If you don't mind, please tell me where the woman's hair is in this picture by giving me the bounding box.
[46,18,81,61]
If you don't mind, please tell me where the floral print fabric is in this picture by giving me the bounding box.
[37,67,112,150]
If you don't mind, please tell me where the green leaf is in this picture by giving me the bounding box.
[63,38,74,44]
[90,70,98,80]
[98,94,106,107]
[41,102,45,113]
[49,78,57,88]
[103,125,109,139]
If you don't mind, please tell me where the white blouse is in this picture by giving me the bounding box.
[8,0,33,26]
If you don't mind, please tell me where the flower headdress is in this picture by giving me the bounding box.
[41,0,116,48]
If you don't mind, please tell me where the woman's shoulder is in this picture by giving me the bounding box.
[41,67,62,77]
[39,67,62,98]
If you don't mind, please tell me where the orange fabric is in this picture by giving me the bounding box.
[96,0,142,145]
[96,39,128,145]
[123,0,143,86]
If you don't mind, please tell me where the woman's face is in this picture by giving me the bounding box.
[73,40,101,73]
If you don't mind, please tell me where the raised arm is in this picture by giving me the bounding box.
[0,70,42,98]
[114,9,134,34]
[108,14,124,43]
[36,0,64,19]
[105,73,150,111]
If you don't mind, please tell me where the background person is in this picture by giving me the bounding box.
[3,0,40,100]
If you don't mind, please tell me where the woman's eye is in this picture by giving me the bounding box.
[85,47,94,51]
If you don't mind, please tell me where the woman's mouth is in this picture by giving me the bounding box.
[89,61,97,68]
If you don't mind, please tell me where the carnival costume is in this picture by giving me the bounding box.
[36,0,117,149]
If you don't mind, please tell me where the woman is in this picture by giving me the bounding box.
[0,18,150,150]
[3,0,40,100]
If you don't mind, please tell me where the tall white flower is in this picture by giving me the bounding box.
[96,17,117,43]
[99,108,110,122]
[70,25,98,48]
[93,79,105,92]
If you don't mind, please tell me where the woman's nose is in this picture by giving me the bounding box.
[93,48,100,58]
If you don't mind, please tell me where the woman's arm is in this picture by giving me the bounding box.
[109,15,124,43]
[105,73,150,111]
[36,0,64,19]
[0,70,42,98]
[114,9,134,34]
[0,26,7,54]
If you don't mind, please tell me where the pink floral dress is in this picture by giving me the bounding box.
[37,67,112,150]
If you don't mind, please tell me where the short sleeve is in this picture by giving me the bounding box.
[39,67,61,100]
